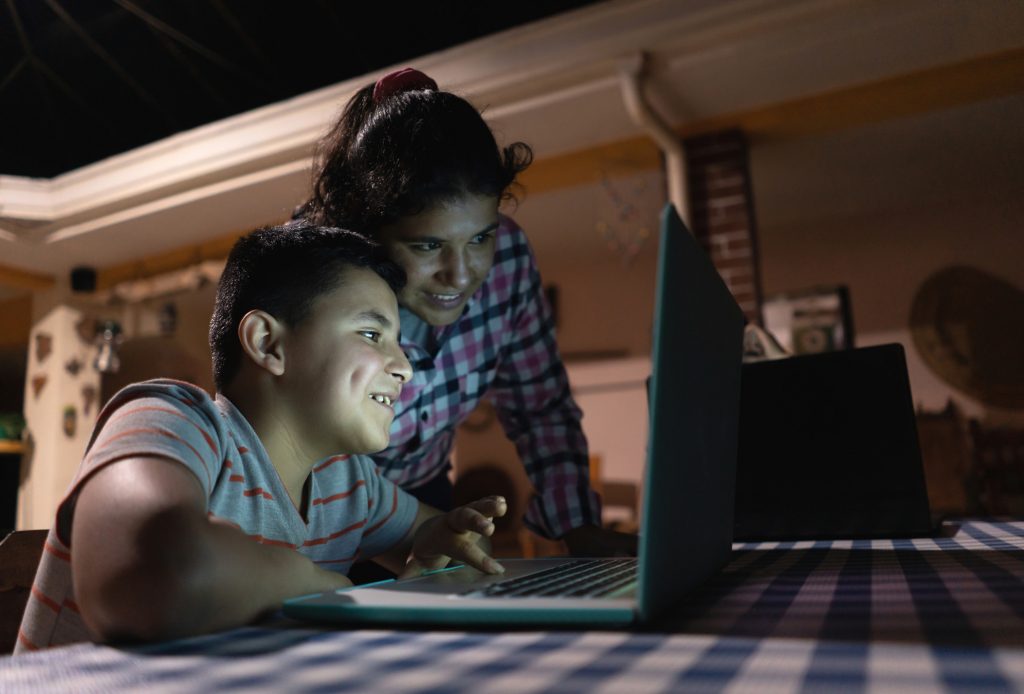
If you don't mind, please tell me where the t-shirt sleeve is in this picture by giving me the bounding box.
[355,457,418,559]
[55,383,224,546]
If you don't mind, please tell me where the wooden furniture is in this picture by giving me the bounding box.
[915,401,976,515]
[0,441,24,455]
[970,420,1024,515]
[0,529,46,654]
[0,442,25,537]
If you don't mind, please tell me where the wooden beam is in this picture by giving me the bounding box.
[0,295,32,346]
[0,265,55,292]
[523,47,1024,196]
[95,231,243,290]
[678,47,1024,141]
[518,137,661,197]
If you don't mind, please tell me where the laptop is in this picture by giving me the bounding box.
[734,343,935,541]
[284,203,746,627]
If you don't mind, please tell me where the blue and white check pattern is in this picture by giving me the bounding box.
[3,520,1022,693]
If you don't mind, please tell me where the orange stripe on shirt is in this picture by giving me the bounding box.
[364,486,399,537]
[312,480,365,506]
[17,629,39,651]
[94,427,214,488]
[243,487,273,500]
[63,598,80,614]
[172,394,198,408]
[313,455,349,473]
[110,405,219,455]
[302,518,368,547]
[30,584,61,614]
[44,540,71,562]
[249,534,296,549]
[229,474,245,483]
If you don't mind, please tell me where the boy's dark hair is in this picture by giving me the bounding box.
[209,221,406,391]
[306,83,533,231]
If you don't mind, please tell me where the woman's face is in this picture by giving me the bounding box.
[378,194,499,327]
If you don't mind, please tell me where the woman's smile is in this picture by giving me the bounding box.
[378,194,499,327]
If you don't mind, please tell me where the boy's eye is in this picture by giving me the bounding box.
[409,241,441,252]
[359,330,381,343]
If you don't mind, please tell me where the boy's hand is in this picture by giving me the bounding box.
[399,496,507,579]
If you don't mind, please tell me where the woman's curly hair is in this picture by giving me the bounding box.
[306,83,532,233]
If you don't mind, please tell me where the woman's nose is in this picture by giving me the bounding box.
[438,248,471,289]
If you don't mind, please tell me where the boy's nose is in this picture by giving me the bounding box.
[390,347,413,384]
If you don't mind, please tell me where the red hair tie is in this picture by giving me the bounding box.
[373,68,438,104]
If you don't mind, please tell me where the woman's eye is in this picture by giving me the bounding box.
[359,330,381,343]
[470,232,495,245]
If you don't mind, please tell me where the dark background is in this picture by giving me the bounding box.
[1,0,603,177]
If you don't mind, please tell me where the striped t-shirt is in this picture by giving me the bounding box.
[16,379,417,652]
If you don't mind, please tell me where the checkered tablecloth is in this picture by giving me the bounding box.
[3,520,1022,693]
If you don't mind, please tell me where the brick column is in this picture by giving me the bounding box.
[684,130,763,324]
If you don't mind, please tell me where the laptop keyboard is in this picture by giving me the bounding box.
[469,559,638,598]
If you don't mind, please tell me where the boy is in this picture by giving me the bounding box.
[17,222,505,651]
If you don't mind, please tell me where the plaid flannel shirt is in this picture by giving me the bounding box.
[370,215,601,538]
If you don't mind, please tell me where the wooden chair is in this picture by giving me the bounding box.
[601,481,640,534]
[589,453,640,532]
[970,421,1024,516]
[916,401,978,516]
[0,529,47,654]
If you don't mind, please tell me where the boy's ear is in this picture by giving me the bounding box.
[238,310,287,376]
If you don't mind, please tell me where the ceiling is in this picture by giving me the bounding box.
[1,0,1022,294]
[0,0,603,178]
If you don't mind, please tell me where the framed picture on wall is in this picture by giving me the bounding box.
[762,285,855,355]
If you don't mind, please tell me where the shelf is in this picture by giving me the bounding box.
[0,440,25,455]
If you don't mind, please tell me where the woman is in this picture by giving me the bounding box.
[305,68,634,556]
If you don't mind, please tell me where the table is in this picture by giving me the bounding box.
[2,520,1022,692]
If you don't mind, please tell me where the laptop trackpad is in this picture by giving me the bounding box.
[378,558,578,595]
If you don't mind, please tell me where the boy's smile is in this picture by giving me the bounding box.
[378,194,499,327]
[280,266,412,457]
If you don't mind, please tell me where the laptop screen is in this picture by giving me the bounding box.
[734,343,933,540]
[639,204,745,619]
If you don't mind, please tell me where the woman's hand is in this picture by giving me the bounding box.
[399,495,507,579]
[562,524,638,557]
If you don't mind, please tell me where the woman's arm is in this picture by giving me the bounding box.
[72,456,350,643]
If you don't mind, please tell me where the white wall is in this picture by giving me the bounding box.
[18,304,101,530]
[753,93,1024,424]
[509,168,665,359]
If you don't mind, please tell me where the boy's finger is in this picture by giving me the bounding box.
[464,496,508,519]
[399,555,450,579]
[447,505,496,535]
[449,542,504,576]
[398,558,426,580]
